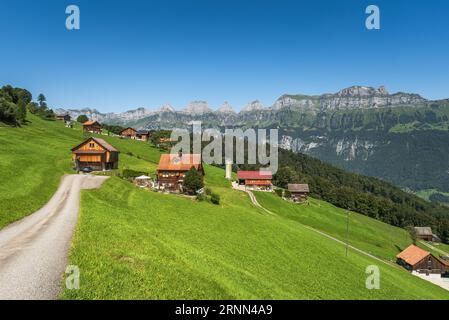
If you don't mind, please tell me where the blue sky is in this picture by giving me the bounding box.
[1,0,448,112]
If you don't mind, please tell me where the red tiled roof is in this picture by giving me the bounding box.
[157,154,202,171]
[237,170,273,180]
[396,245,430,266]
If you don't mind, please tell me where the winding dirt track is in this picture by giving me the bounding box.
[0,174,108,300]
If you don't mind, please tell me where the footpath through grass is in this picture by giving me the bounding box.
[253,192,414,261]
[61,166,449,299]
[0,113,158,229]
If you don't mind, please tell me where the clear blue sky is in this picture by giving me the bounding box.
[1,0,448,112]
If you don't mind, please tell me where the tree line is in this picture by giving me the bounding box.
[0,85,55,125]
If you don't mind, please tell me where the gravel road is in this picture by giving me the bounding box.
[0,174,108,300]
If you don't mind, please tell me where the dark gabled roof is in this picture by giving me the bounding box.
[71,137,119,153]
[414,227,433,236]
[237,171,273,180]
[119,127,137,134]
[288,184,310,192]
[136,130,150,135]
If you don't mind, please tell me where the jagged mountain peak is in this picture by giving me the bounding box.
[182,101,213,115]
[217,101,236,113]
[241,100,265,113]
[337,85,389,97]
[158,104,175,113]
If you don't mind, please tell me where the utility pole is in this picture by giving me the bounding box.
[346,211,351,257]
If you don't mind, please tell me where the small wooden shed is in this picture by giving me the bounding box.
[288,184,310,202]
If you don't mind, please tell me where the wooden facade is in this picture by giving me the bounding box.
[396,244,449,275]
[288,184,310,202]
[119,127,137,139]
[414,227,434,242]
[56,114,71,122]
[71,137,119,171]
[237,171,273,190]
[156,154,204,192]
[83,120,102,134]
[136,130,150,142]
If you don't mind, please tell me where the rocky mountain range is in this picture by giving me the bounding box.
[57,86,449,196]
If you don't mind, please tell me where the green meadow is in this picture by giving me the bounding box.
[254,192,413,261]
[1,115,449,299]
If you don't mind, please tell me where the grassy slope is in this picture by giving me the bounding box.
[0,113,154,228]
[254,193,413,261]
[1,116,448,299]
[61,166,449,299]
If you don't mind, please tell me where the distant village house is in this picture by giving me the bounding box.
[119,127,150,141]
[396,244,449,275]
[71,137,119,171]
[414,227,441,242]
[56,113,71,122]
[156,153,204,192]
[288,184,310,202]
[83,120,102,134]
[237,171,273,191]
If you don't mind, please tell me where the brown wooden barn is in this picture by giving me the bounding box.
[237,171,273,190]
[83,120,102,134]
[119,127,137,139]
[396,244,449,275]
[288,184,310,202]
[156,153,204,192]
[71,137,119,171]
[56,113,71,122]
[414,227,439,242]
[136,130,150,142]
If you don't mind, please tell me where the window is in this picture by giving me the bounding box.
[89,143,95,148]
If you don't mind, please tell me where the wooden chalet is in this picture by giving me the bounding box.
[396,244,449,275]
[414,227,439,242]
[83,120,102,134]
[288,184,310,202]
[136,130,150,142]
[237,171,273,190]
[156,153,204,192]
[119,127,137,139]
[56,113,71,122]
[71,137,119,171]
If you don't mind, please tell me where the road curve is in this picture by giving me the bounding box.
[0,174,108,300]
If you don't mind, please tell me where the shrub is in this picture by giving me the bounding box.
[275,189,284,197]
[284,190,292,198]
[205,187,212,196]
[196,193,206,201]
[183,167,204,194]
[211,193,220,205]
[122,169,148,179]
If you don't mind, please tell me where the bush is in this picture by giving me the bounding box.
[122,169,148,179]
[205,187,212,196]
[196,193,207,201]
[284,190,292,198]
[211,193,220,205]
[275,189,284,197]
[183,167,204,194]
